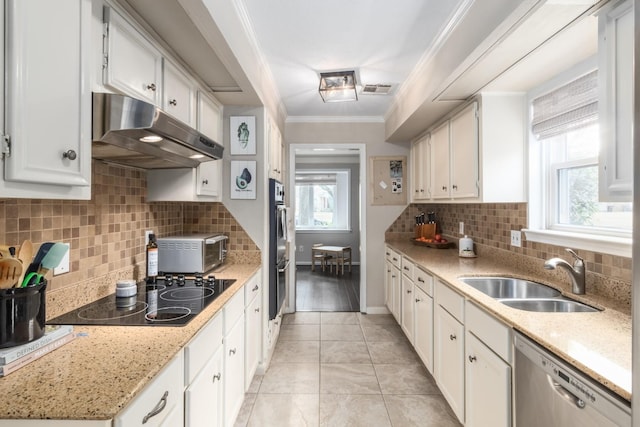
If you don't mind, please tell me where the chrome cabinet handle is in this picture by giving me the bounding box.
[452,184,458,190]
[420,189,424,193]
[229,348,236,355]
[406,289,412,294]
[252,285,259,292]
[468,355,477,363]
[146,83,157,91]
[62,150,77,160]
[202,179,209,185]
[392,257,398,261]
[142,391,168,424]
[442,186,447,191]
[417,277,425,283]
[212,373,221,383]
[169,99,177,106]
[403,266,409,271]
[449,334,456,341]
[415,298,421,303]
[255,307,260,313]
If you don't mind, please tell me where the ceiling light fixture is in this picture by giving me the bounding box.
[318,71,358,103]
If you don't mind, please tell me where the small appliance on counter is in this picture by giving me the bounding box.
[157,233,228,274]
[459,235,476,258]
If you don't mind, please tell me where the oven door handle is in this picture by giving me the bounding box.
[278,260,290,273]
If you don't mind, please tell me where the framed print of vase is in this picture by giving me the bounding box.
[230,116,256,155]
[230,160,257,199]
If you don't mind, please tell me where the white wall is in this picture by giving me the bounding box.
[286,121,409,311]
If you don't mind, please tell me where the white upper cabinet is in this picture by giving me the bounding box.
[1,0,91,199]
[267,118,284,181]
[598,0,633,202]
[103,7,162,105]
[163,59,196,127]
[197,91,223,142]
[410,134,431,201]
[413,94,525,203]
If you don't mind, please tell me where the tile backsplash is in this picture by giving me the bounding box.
[387,203,631,305]
[0,161,259,316]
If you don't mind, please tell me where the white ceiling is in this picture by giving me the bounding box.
[239,0,464,120]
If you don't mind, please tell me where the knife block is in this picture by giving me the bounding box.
[415,223,436,239]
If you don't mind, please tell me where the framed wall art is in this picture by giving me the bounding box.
[230,116,256,155]
[230,160,257,199]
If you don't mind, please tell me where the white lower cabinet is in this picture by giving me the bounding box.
[413,286,434,374]
[224,291,245,427]
[434,304,465,423]
[244,270,263,391]
[114,351,184,427]
[185,345,224,427]
[401,275,415,343]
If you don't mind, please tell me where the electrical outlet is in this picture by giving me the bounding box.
[145,230,154,246]
[299,245,304,252]
[53,243,71,276]
[459,222,464,234]
[510,230,522,247]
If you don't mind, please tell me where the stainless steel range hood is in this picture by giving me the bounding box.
[92,92,224,169]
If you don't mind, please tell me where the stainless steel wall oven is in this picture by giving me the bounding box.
[269,179,288,319]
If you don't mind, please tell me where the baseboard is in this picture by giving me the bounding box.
[365,306,390,314]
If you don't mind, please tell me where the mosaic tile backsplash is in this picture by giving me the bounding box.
[0,161,259,316]
[387,203,632,305]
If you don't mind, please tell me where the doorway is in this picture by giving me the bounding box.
[287,143,367,313]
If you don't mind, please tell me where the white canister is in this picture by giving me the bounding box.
[459,235,475,257]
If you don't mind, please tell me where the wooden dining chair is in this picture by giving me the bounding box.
[312,243,332,272]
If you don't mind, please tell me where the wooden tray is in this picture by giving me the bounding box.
[411,238,455,249]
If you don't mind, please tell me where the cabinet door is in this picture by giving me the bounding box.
[434,305,465,423]
[391,265,401,323]
[245,291,262,391]
[598,0,633,202]
[450,103,479,198]
[196,161,222,198]
[197,91,222,141]
[414,287,434,374]
[385,260,393,311]
[411,135,431,201]
[430,121,451,199]
[465,333,511,427]
[268,119,283,181]
[185,345,224,427]
[4,0,91,190]
[401,276,415,343]
[224,316,245,427]
[104,7,162,105]
[163,59,196,126]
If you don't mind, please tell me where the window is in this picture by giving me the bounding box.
[526,66,632,256]
[295,170,350,231]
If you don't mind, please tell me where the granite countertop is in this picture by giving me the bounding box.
[0,262,261,421]
[386,239,631,402]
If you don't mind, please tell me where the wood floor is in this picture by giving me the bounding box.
[295,265,360,312]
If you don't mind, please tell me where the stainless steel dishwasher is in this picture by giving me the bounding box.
[514,332,630,427]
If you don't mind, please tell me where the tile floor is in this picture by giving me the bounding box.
[234,312,462,427]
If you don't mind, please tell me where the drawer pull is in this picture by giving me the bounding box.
[142,391,168,424]
[406,289,412,294]
[415,298,421,303]
[392,257,398,261]
[468,355,477,363]
[255,307,260,313]
[449,334,457,341]
[169,99,177,106]
[146,83,157,92]
[229,348,237,355]
[202,179,209,185]
[417,278,425,283]
[62,149,77,160]
[212,373,221,383]
[403,266,409,271]
[252,285,259,292]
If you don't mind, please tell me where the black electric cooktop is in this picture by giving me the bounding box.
[49,274,236,326]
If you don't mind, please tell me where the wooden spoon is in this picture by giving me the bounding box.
[0,258,23,289]
[16,240,33,289]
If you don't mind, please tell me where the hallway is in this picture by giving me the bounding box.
[234,312,461,427]
[295,266,360,312]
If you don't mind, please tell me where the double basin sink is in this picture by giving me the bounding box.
[459,277,600,313]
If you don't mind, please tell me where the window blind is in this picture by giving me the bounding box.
[531,69,598,140]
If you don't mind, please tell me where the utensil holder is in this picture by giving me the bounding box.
[0,281,46,348]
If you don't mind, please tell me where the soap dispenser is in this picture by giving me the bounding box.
[459,235,476,258]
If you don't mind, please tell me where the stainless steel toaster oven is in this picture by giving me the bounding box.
[157,233,228,273]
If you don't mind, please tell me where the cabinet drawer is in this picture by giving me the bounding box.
[184,312,223,385]
[466,301,512,363]
[401,256,415,280]
[415,267,434,296]
[244,271,261,307]
[435,279,464,322]
[386,247,401,269]
[224,288,245,334]
[114,351,184,427]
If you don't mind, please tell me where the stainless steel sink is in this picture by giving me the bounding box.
[500,298,600,313]
[459,276,600,313]
[459,277,561,299]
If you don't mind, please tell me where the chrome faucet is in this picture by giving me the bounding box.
[544,248,586,295]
